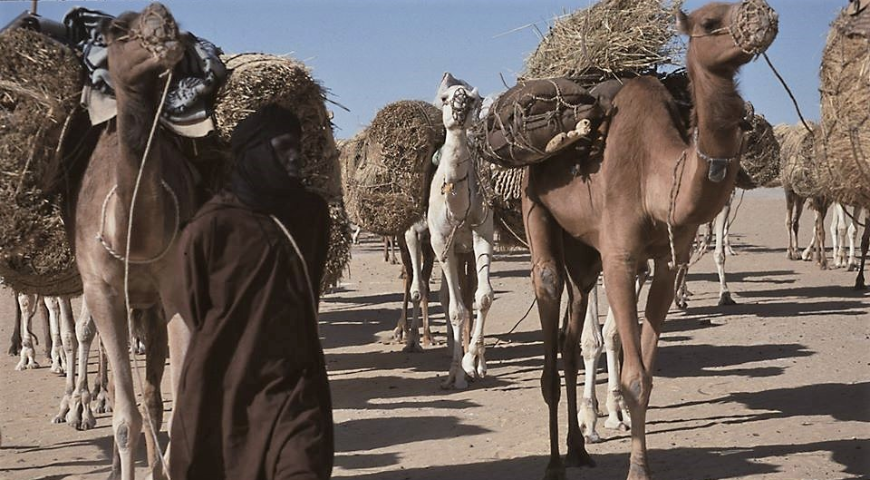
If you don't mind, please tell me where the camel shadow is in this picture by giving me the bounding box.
[654,342,813,378]
[332,437,867,479]
[686,269,795,284]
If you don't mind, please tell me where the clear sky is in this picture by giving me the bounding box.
[1,0,841,139]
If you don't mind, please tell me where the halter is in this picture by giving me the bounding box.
[693,129,741,183]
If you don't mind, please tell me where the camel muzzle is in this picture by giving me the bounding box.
[132,2,182,65]
[729,0,778,56]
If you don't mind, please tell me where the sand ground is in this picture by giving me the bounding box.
[0,190,868,480]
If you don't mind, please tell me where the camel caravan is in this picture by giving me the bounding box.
[0,0,868,479]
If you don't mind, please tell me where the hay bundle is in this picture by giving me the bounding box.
[338,131,367,225]
[0,28,84,295]
[777,123,822,198]
[524,0,685,81]
[819,5,870,207]
[214,53,342,202]
[322,202,352,292]
[344,100,444,236]
[473,157,527,249]
[736,114,781,190]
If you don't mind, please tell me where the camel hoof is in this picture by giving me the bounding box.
[628,461,652,480]
[402,343,424,353]
[440,372,468,390]
[718,292,737,306]
[51,414,66,424]
[422,334,433,347]
[94,394,112,414]
[583,431,602,444]
[392,327,405,342]
[565,448,596,468]
[676,299,688,310]
[542,464,566,480]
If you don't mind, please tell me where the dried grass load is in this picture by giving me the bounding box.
[322,202,352,291]
[524,0,684,81]
[345,100,445,236]
[338,131,366,225]
[214,53,342,202]
[0,28,83,295]
[819,5,870,207]
[776,123,821,199]
[736,114,780,190]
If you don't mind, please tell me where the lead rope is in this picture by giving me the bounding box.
[125,70,173,474]
[270,215,320,331]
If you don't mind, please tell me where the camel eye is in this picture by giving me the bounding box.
[701,18,720,32]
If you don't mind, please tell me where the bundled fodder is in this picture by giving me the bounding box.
[214,54,341,202]
[776,123,823,198]
[338,131,367,225]
[736,114,781,190]
[0,28,84,295]
[322,202,352,292]
[524,0,685,81]
[819,5,870,207]
[344,100,445,236]
[475,158,527,249]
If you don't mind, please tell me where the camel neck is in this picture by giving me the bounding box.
[440,130,471,180]
[668,66,744,226]
[113,84,164,191]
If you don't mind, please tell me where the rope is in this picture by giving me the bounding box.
[492,297,537,349]
[96,181,180,264]
[270,215,320,325]
[124,70,173,473]
[498,215,529,249]
[762,53,814,135]
[666,150,688,270]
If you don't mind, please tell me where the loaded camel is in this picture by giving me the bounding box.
[428,73,494,389]
[70,4,199,479]
[520,2,777,478]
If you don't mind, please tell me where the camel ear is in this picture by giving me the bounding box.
[99,14,130,42]
[676,10,691,35]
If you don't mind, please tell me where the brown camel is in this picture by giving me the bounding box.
[521,2,777,479]
[72,4,198,479]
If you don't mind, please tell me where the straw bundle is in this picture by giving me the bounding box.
[524,0,685,81]
[736,114,780,190]
[777,123,822,199]
[474,156,527,249]
[0,28,84,295]
[338,131,367,225]
[214,53,341,202]
[322,202,352,292]
[344,100,445,236]
[819,6,870,207]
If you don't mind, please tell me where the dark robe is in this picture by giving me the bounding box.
[168,186,333,480]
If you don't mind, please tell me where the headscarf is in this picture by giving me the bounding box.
[229,104,325,222]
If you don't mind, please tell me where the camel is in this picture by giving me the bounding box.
[394,217,436,351]
[428,73,494,389]
[830,203,861,269]
[520,2,777,478]
[70,4,198,479]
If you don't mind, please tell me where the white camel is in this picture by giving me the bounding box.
[830,203,861,269]
[428,72,493,389]
[14,292,40,371]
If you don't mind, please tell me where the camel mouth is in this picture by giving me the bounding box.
[729,0,778,56]
[131,2,183,66]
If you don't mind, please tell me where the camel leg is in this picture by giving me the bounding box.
[786,190,804,260]
[431,235,470,389]
[394,236,411,343]
[602,305,631,431]
[84,284,142,480]
[856,220,870,290]
[673,266,689,310]
[464,221,494,379]
[402,228,424,352]
[45,297,65,373]
[801,222,817,261]
[831,203,844,268]
[813,198,830,269]
[94,338,112,414]
[714,206,736,306]
[578,283,603,444]
[602,249,650,480]
[421,239,436,346]
[847,207,861,270]
[38,300,51,360]
[161,313,190,472]
[526,194,571,480]
[67,302,98,430]
[15,293,39,371]
[52,297,78,424]
[8,291,22,356]
[351,225,361,244]
[138,307,168,480]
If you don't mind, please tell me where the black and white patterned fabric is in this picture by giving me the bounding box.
[62,7,226,125]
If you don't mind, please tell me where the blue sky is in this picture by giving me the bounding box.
[1,0,840,139]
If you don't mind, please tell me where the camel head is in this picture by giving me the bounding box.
[436,72,481,130]
[678,0,778,74]
[100,2,184,93]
